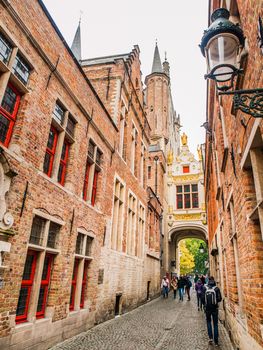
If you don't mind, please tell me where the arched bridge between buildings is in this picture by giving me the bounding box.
[168,223,208,275]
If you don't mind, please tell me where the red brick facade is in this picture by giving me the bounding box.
[0,0,176,348]
[205,1,263,349]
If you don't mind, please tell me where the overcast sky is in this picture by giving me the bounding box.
[43,0,208,156]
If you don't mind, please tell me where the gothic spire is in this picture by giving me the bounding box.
[71,20,82,62]
[151,41,163,74]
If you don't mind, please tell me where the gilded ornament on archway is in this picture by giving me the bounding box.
[181,132,188,146]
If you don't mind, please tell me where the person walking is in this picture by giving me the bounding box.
[161,276,169,298]
[202,276,222,347]
[185,276,192,301]
[177,276,186,301]
[171,276,178,299]
[195,278,204,310]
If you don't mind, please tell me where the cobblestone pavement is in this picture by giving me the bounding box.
[50,291,233,350]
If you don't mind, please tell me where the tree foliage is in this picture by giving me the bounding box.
[185,238,208,275]
[179,240,195,275]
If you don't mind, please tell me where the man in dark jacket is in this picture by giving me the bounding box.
[202,277,222,347]
[178,276,186,301]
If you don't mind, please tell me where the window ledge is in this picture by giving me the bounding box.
[27,243,45,251]
[9,73,29,94]
[0,60,9,73]
[146,251,160,261]
[74,253,93,260]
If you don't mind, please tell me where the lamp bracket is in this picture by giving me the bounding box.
[219,88,263,118]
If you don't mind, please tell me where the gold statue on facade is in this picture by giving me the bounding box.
[197,145,202,161]
[167,150,174,165]
[181,132,188,146]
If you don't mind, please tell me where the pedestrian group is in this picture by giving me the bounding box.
[161,274,222,347]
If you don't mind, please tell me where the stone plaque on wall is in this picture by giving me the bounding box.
[98,269,104,284]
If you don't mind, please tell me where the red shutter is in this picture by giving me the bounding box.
[91,170,98,206]
[44,126,58,177]
[58,140,69,185]
[0,83,20,147]
[80,261,89,308]
[69,259,79,311]
[16,251,37,323]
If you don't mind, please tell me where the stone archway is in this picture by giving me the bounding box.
[168,223,208,276]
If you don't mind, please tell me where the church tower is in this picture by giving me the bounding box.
[145,43,170,152]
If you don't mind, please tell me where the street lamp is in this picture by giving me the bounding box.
[199,243,205,254]
[200,8,263,118]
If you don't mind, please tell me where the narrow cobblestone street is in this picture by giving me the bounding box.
[50,292,233,350]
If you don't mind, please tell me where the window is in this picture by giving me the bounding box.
[183,165,190,173]
[29,216,46,246]
[47,222,60,249]
[12,53,30,85]
[111,178,125,251]
[75,232,94,257]
[58,140,69,185]
[138,204,145,257]
[118,104,127,158]
[148,166,151,179]
[0,33,12,65]
[176,184,199,209]
[83,162,91,201]
[0,83,20,146]
[16,251,37,323]
[131,124,138,175]
[140,144,146,187]
[80,261,89,308]
[70,231,93,310]
[53,102,65,125]
[43,102,76,185]
[66,114,76,137]
[70,259,79,311]
[36,254,53,319]
[29,214,61,249]
[127,193,136,255]
[83,140,102,206]
[43,127,58,177]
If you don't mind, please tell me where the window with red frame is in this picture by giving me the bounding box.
[43,127,58,177]
[69,259,79,311]
[0,84,20,147]
[83,162,91,201]
[16,251,37,323]
[36,254,53,319]
[176,186,183,209]
[80,261,89,308]
[91,170,98,206]
[58,140,69,185]
[183,165,190,173]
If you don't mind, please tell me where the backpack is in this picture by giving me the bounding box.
[205,286,217,306]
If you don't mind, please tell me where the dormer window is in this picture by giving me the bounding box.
[183,165,190,173]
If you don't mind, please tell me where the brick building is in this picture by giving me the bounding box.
[204,0,263,349]
[0,0,179,348]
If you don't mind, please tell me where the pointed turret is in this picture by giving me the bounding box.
[163,52,170,77]
[151,42,163,74]
[71,21,82,62]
